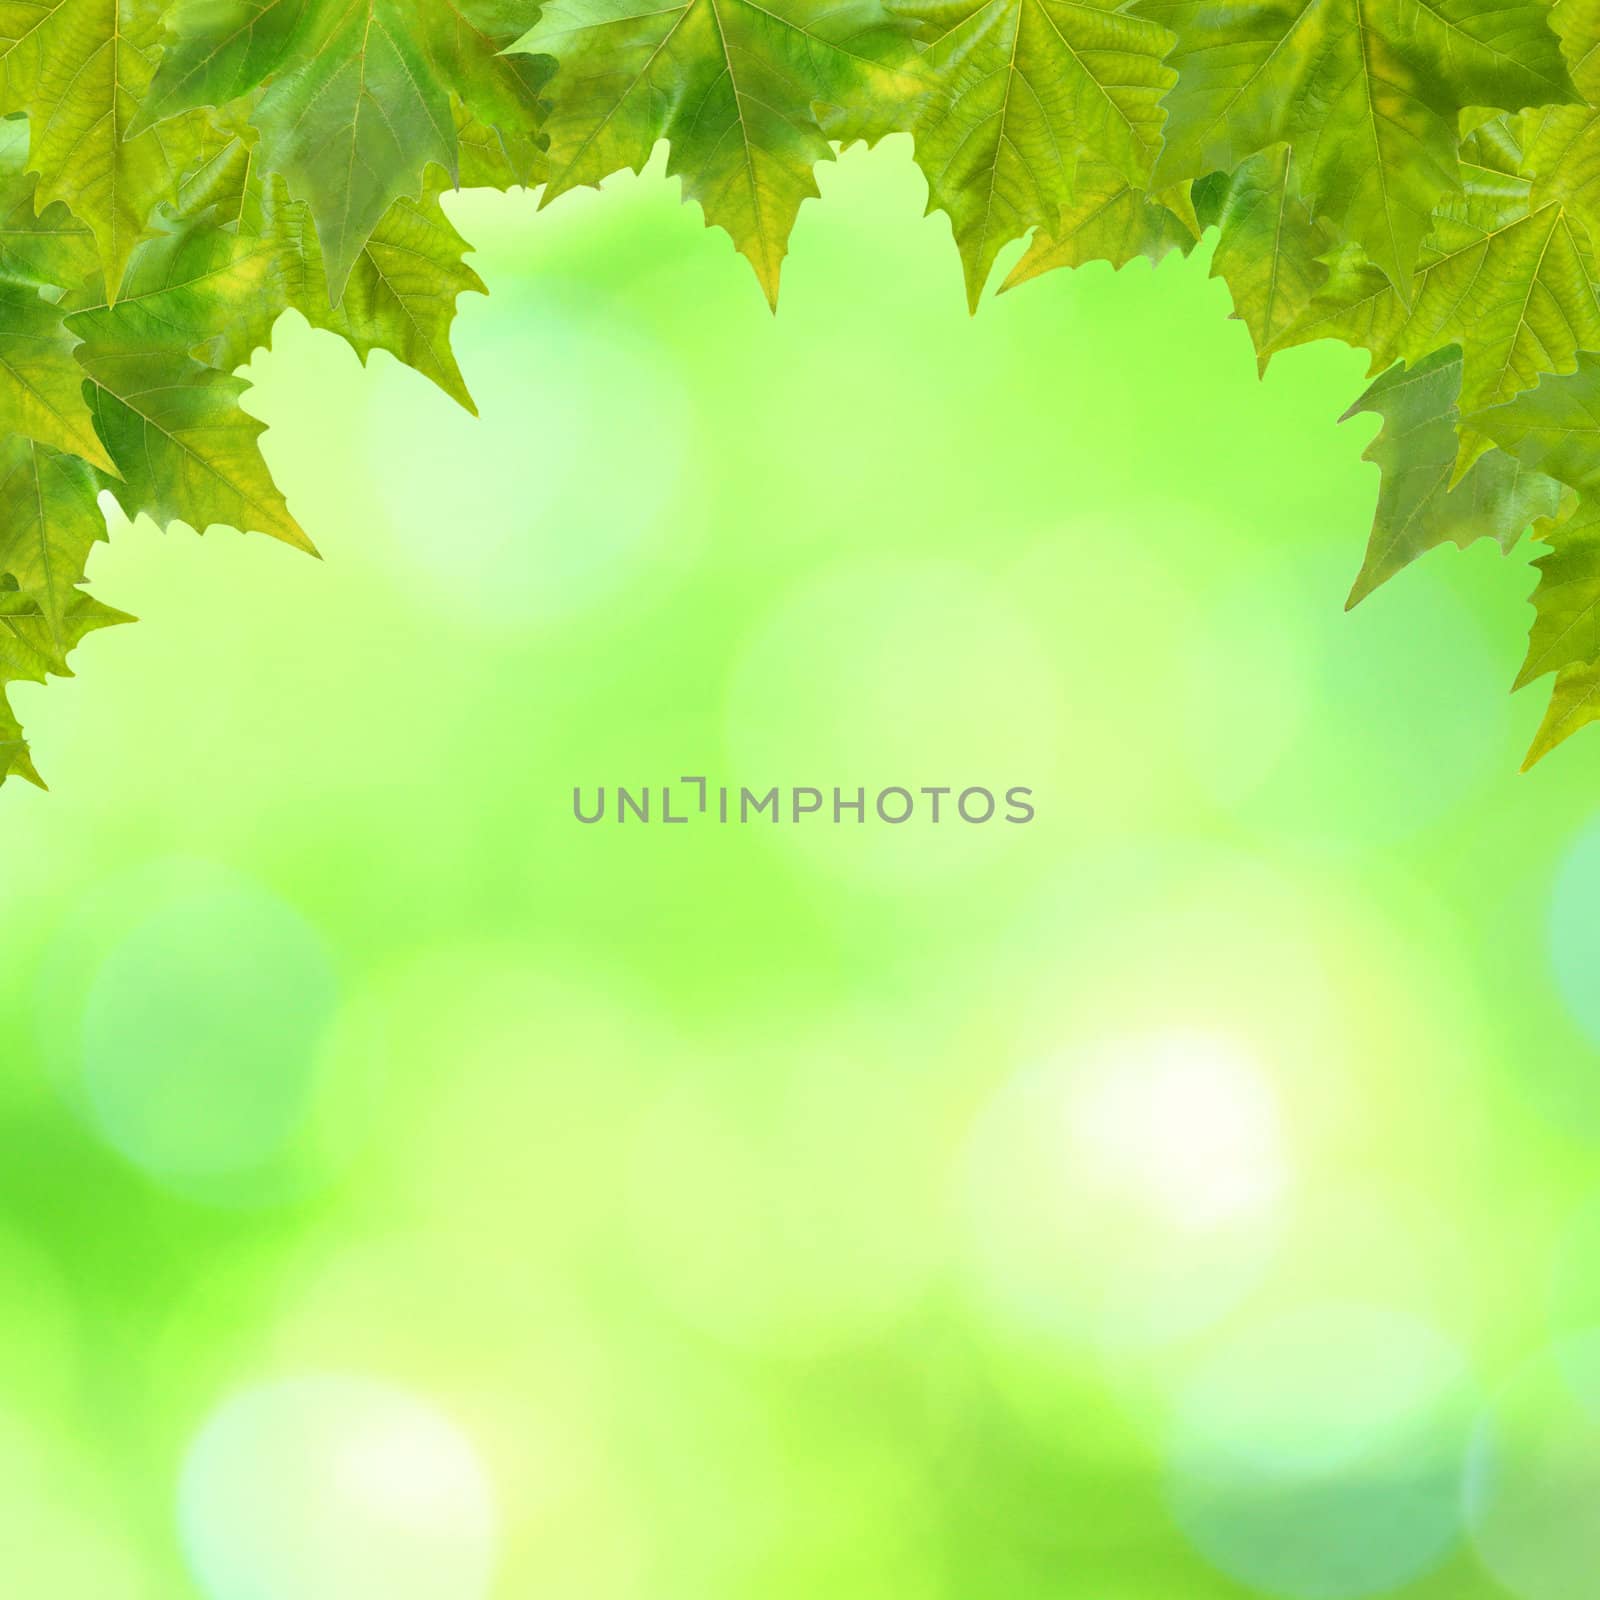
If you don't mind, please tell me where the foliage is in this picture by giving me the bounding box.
[2,0,1600,783]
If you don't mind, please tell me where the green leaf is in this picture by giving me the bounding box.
[264,175,486,412]
[0,121,98,291]
[1523,0,1600,239]
[891,0,1174,308]
[0,0,213,291]
[0,436,111,647]
[1401,200,1600,428]
[1001,165,1197,286]
[455,98,548,192]
[1472,352,1600,500]
[1468,362,1600,766]
[0,585,129,787]
[167,101,289,233]
[111,129,487,408]
[0,287,117,471]
[0,687,38,786]
[249,0,545,300]
[1519,493,1600,687]
[8,0,1600,787]
[1522,656,1600,766]
[1342,346,1561,606]
[1135,0,1576,294]
[137,0,319,132]
[71,299,315,551]
[1202,145,1334,374]
[1270,122,1600,444]
[72,209,286,372]
[0,568,126,678]
[523,0,918,307]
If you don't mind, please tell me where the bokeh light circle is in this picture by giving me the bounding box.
[1170,1304,1473,1598]
[75,866,338,1200]
[962,1028,1289,1351]
[179,1375,498,1600]
[367,310,693,628]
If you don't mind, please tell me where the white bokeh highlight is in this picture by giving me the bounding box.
[367,313,692,628]
[71,862,338,1202]
[962,1028,1289,1350]
[179,1375,498,1600]
[1065,1029,1287,1230]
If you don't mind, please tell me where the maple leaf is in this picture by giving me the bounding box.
[0,120,98,292]
[0,435,124,785]
[1518,493,1600,687]
[0,436,113,647]
[137,0,320,131]
[455,100,548,192]
[0,288,118,472]
[1342,346,1561,605]
[1522,0,1600,240]
[1135,0,1576,295]
[69,299,315,551]
[891,0,1174,308]
[1522,655,1600,766]
[1001,166,1197,285]
[1471,352,1600,500]
[109,121,488,408]
[0,585,128,787]
[0,685,35,785]
[230,0,545,300]
[69,209,285,373]
[522,0,919,307]
[1269,115,1600,468]
[1469,357,1600,763]
[0,0,214,292]
[263,174,486,412]
[12,0,1600,791]
[1194,145,1334,373]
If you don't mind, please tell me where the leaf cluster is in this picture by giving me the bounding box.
[3,0,1600,783]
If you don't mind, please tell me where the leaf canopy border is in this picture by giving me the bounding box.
[1,0,1598,784]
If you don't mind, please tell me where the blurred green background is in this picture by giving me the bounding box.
[1,137,1599,1599]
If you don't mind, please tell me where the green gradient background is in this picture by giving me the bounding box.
[2,140,1600,1598]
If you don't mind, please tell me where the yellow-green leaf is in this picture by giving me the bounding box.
[1136,0,1576,294]
[894,0,1174,308]
[1200,145,1334,374]
[1271,123,1600,452]
[0,585,128,787]
[1001,164,1197,287]
[0,0,212,291]
[0,287,117,471]
[524,0,918,307]
[73,299,314,551]
[1519,493,1600,688]
[0,436,111,646]
[265,176,486,413]
[1523,656,1600,766]
[1342,346,1561,606]
[249,0,545,300]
